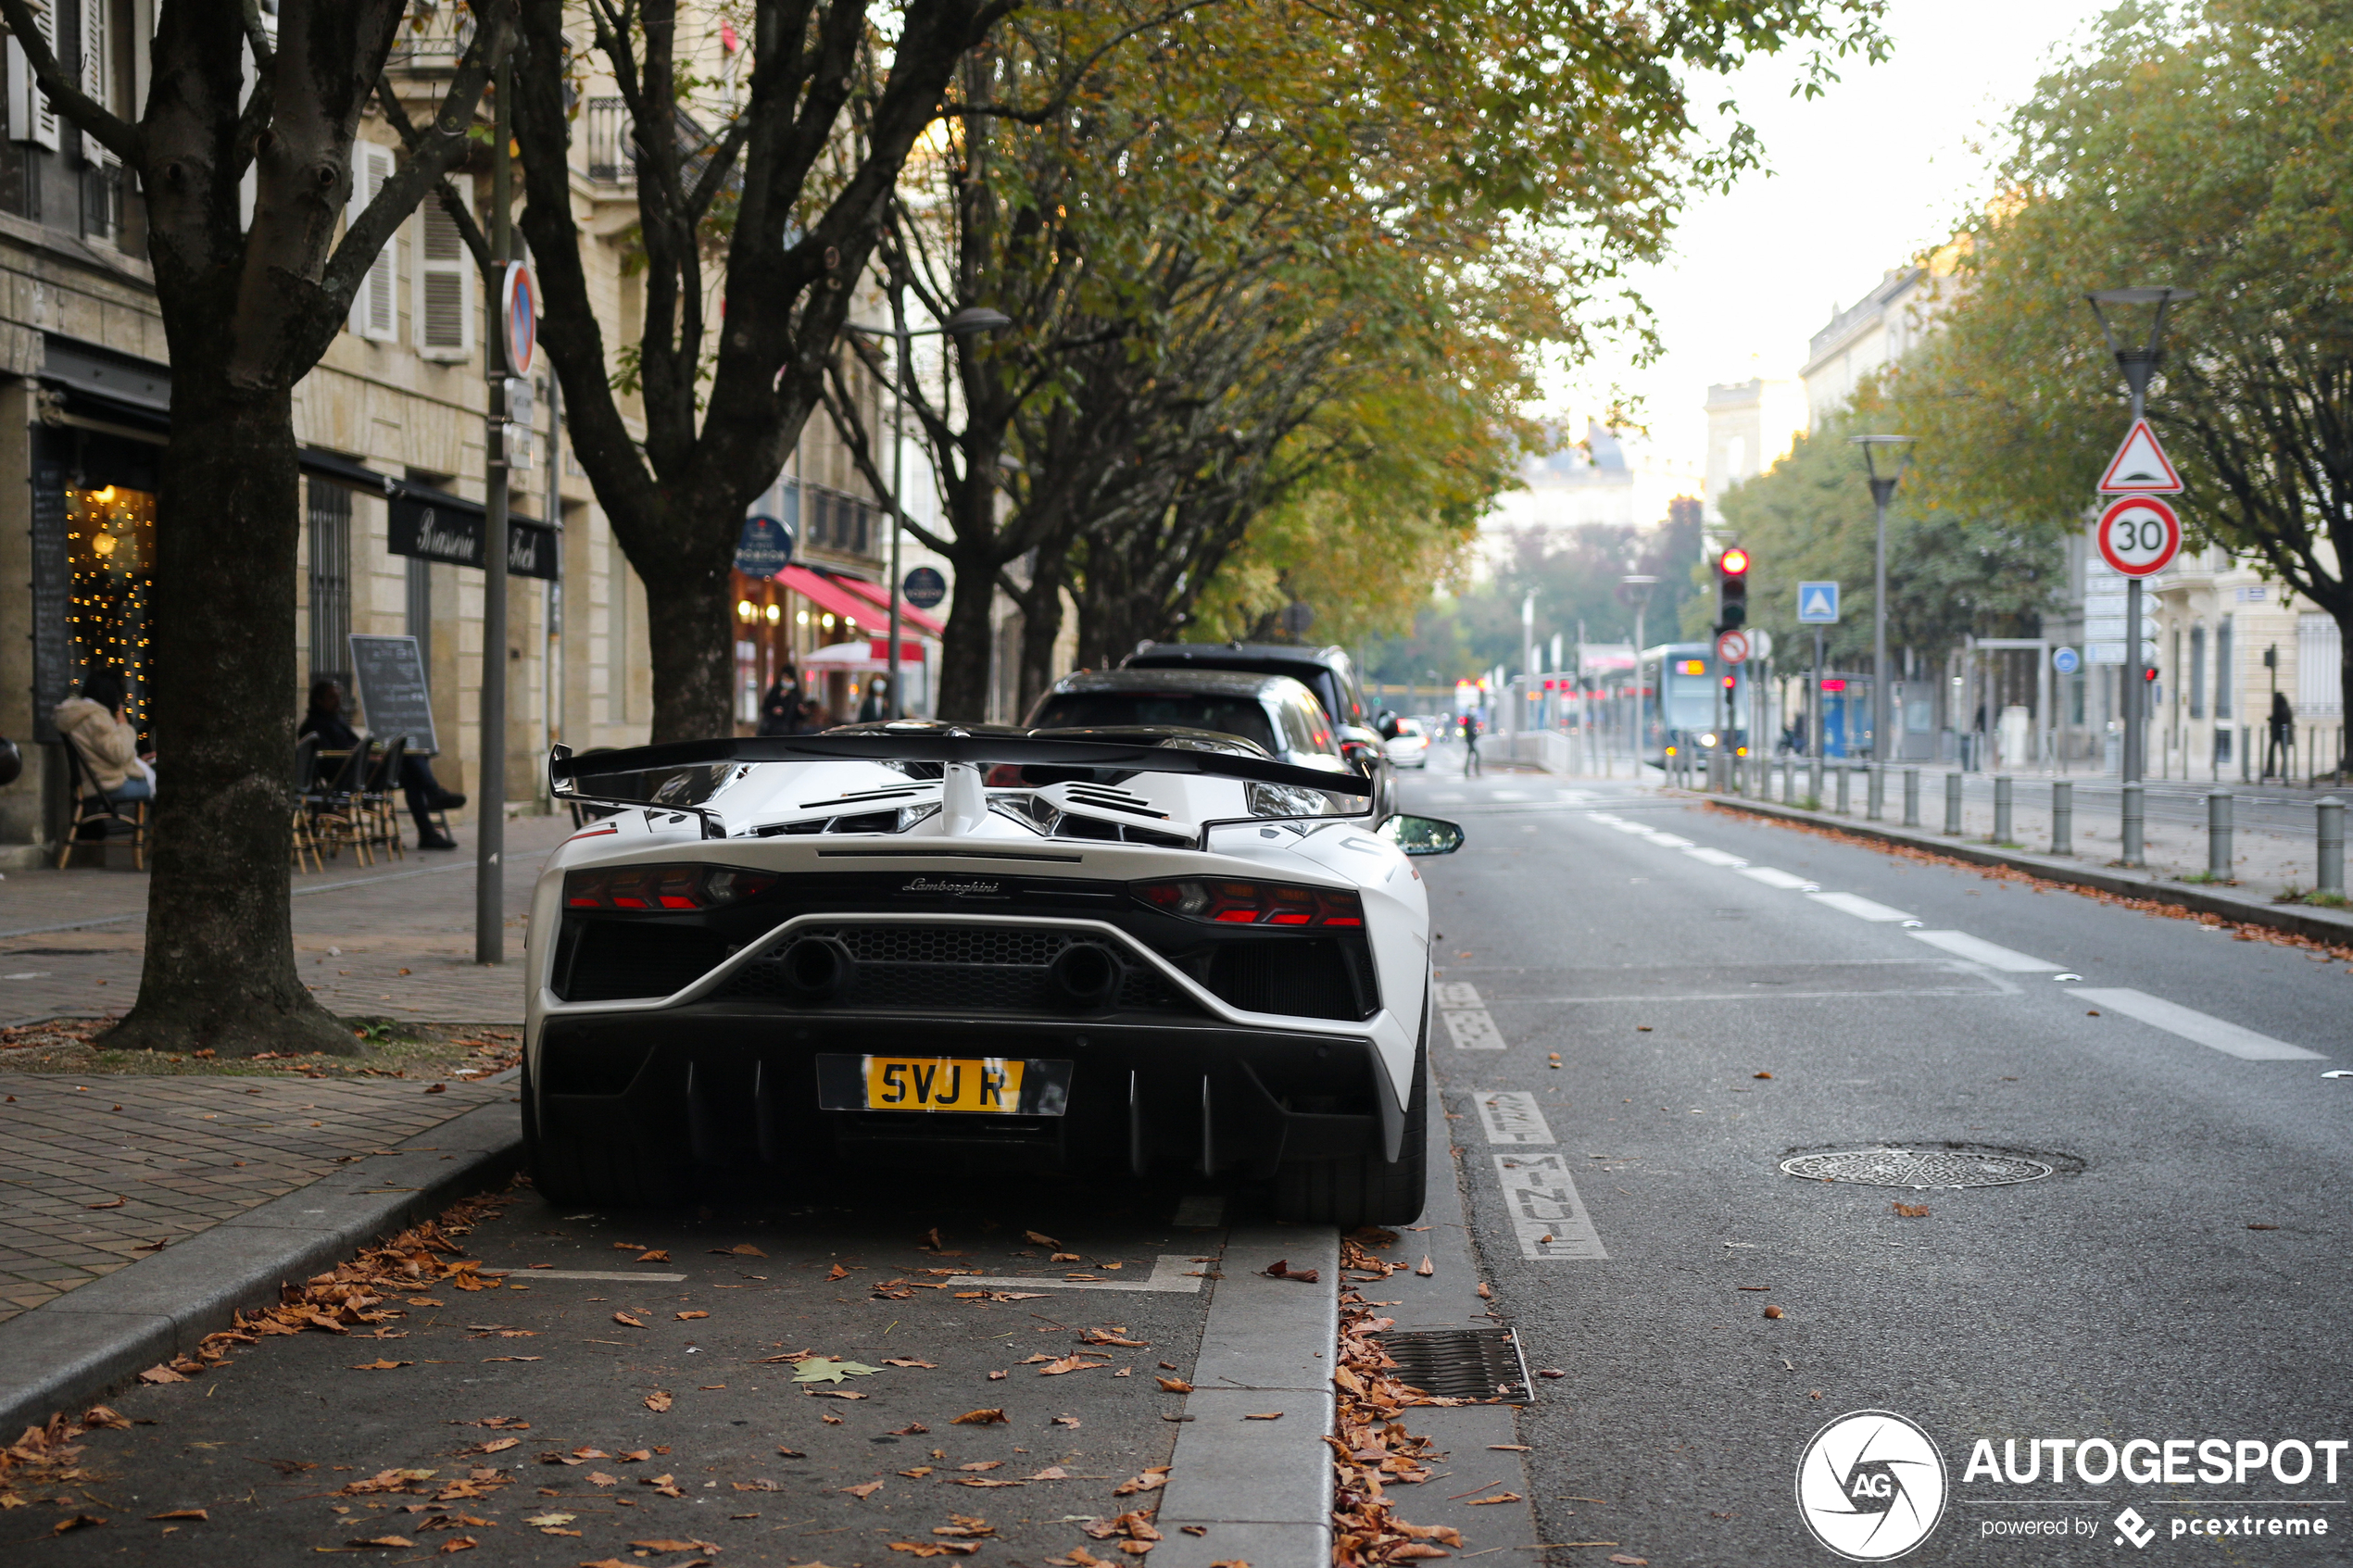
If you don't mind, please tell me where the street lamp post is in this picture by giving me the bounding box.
[1851,435,1915,779]
[2084,288,2193,837]
[1619,574,1657,768]
[844,303,1011,719]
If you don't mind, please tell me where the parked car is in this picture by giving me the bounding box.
[1026,668,1357,784]
[1121,643,1396,818]
[1384,717,1430,769]
[527,727,1466,1226]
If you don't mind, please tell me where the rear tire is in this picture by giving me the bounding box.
[525,1059,686,1208]
[1272,1025,1428,1228]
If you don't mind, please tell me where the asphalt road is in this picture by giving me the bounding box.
[21,1172,1236,1565]
[1403,766,2352,1565]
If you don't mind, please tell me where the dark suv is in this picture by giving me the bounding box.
[1122,642,1397,819]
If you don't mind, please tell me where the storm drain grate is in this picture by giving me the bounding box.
[1780,1148,2054,1189]
[1374,1327,1531,1401]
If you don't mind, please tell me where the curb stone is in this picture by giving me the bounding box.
[0,1097,523,1435]
[1700,791,2353,946]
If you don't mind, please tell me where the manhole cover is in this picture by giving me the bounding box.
[1374,1327,1530,1401]
[1780,1148,2054,1189]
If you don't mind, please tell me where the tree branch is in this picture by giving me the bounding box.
[371,75,497,281]
[0,0,142,165]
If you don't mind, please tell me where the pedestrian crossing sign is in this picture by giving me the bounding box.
[1797,582,1841,624]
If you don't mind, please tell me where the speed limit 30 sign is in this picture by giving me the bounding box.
[2095,495,2181,577]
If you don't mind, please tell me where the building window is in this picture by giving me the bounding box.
[2188,623,2205,721]
[417,197,473,356]
[67,477,156,738]
[2215,616,2232,721]
[307,481,352,693]
[2298,613,2342,715]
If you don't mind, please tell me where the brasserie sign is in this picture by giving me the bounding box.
[389,487,558,581]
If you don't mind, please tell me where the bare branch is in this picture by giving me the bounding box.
[0,0,142,165]
[371,75,497,281]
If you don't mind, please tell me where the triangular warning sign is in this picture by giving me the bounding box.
[2097,418,2183,494]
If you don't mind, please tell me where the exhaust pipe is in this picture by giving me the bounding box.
[778,936,852,999]
[1048,942,1123,1010]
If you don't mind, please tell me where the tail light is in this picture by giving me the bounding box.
[565,863,778,912]
[1134,879,1364,927]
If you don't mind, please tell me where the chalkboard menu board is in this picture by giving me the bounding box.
[28,448,69,743]
[347,633,441,757]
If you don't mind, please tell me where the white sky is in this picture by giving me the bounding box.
[1543,0,2121,474]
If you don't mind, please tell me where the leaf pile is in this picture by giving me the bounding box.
[1328,1233,1469,1564]
[0,1406,128,1512]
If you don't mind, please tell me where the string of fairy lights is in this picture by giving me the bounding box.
[66,482,156,734]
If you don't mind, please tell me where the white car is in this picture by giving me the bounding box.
[524,725,1464,1225]
[1383,717,1430,769]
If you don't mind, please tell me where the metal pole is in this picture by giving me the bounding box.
[475,58,511,968]
[2052,780,2072,856]
[2318,796,2344,897]
[2122,779,2145,866]
[1994,775,2013,844]
[1944,771,1963,835]
[1872,486,1892,770]
[886,307,909,720]
[1903,767,1920,828]
[1835,763,1850,815]
[1867,761,1884,821]
[2207,790,2233,881]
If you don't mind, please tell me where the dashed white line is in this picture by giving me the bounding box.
[1738,866,1818,891]
[2067,988,2326,1060]
[1443,1010,1506,1050]
[1807,891,1918,922]
[1495,1153,1607,1260]
[1642,832,1695,847]
[1474,1090,1554,1145]
[1434,981,1484,1009]
[1908,930,2065,972]
[957,1255,1210,1293]
[1684,847,1750,868]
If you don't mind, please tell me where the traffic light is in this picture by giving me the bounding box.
[1716,546,1750,630]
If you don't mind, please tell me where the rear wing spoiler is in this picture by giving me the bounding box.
[547,730,1374,841]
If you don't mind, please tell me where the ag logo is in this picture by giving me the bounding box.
[2113,1507,2155,1549]
[1795,1410,1947,1561]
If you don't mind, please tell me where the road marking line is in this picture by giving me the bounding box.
[1642,832,1695,847]
[1738,866,1816,891]
[1494,1153,1606,1260]
[1434,981,1483,1009]
[1491,790,1531,801]
[2066,988,2326,1060]
[959,1254,1208,1293]
[1443,1010,1506,1050]
[1908,930,2065,972]
[1474,1091,1554,1145]
[496,1270,689,1283]
[1683,847,1750,868]
[1583,811,1627,825]
[1807,891,1918,922]
[1605,820,1652,834]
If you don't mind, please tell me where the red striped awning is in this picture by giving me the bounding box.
[826,571,948,637]
[778,564,885,629]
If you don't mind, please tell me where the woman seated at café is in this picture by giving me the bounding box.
[300,680,467,851]
[54,670,153,802]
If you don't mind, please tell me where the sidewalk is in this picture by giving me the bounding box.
[0,812,573,1424]
[0,812,574,1026]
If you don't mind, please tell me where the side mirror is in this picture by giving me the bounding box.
[1379,813,1464,857]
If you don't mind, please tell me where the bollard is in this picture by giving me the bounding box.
[1867,764,1885,822]
[1809,755,1823,807]
[1944,771,1963,835]
[2319,797,2345,897]
[1835,763,1851,815]
[1994,776,2013,845]
[1782,755,1795,804]
[2207,791,2233,881]
[2052,780,2072,856]
[1903,768,1921,828]
[2121,781,2145,867]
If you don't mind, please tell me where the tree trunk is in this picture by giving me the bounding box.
[2339,608,2353,781]
[937,541,1002,721]
[1014,551,1065,714]
[623,500,743,743]
[105,379,353,1058]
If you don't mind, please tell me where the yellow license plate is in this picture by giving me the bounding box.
[862,1056,1026,1113]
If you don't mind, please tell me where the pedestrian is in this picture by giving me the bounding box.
[299,681,467,850]
[2266,691,2295,781]
[857,675,891,724]
[55,670,153,803]
[1460,710,1482,777]
[788,696,829,735]
[756,670,801,736]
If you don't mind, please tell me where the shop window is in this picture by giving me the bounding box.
[67,479,156,739]
[308,481,352,693]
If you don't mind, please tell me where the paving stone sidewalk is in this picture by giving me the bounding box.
[0,811,576,1327]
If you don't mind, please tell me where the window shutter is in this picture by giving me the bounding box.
[345,144,397,343]
[78,0,102,163]
[8,4,60,150]
[417,196,472,357]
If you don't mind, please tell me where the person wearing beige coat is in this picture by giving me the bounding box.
[55,670,152,801]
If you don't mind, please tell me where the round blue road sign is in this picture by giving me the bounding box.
[736,514,793,580]
[2053,646,2081,675]
[903,566,947,609]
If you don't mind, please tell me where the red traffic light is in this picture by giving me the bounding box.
[1719,546,1751,576]
[2144,666,2159,682]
